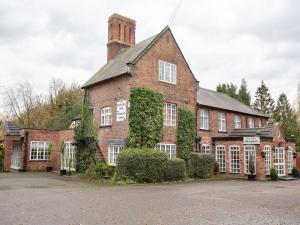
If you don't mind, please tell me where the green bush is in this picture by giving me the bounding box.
[85,161,114,179]
[270,167,277,176]
[188,153,215,178]
[164,158,186,181]
[116,148,168,183]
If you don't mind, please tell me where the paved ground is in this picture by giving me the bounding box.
[0,173,300,225]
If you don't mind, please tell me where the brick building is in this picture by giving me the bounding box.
[0,120,75,172]
[0,13,297,178]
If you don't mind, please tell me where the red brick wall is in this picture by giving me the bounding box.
[2,136,21,171]
[198,105,268,147]
[296,155,300,171]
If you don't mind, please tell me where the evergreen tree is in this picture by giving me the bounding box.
[216,83,238,99]
[253,81,274,116]
[273,93,299,138]
[237,79,251,106]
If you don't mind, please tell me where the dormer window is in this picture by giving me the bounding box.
[248,117,254,128]
[158,60,177,84]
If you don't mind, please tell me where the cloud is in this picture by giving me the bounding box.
[0,0,299,112]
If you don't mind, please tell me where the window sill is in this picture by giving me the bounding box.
[158,80,176,85]
[218,131,228,133]
[100,125,112,128]
[199,129,210,131]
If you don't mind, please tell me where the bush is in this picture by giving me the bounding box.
[164,158,186,181]
[292,167,299,178]
[85,161,114,179]
[270,167,277,176]
[188,153,215,178]
[116,148,168,183]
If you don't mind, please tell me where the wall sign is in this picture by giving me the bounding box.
[243,137,260,145]
[116,100,127,121]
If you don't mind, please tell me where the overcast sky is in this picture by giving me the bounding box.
[0,0,299,109]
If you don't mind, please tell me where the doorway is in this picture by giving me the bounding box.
[11,143,22,170]
[274,147,285,176]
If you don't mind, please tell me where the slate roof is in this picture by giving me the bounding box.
[228,127,273,138]
[2,120,21,136]
[197,87,268,118]
[82,34,159,88]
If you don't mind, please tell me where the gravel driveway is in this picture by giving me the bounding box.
[0,172,300,225]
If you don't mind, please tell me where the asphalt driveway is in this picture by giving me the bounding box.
[0,172,300,225]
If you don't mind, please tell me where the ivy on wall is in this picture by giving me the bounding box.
[177,108,196,161]
[74,95,97,173]
[126,87,164,148]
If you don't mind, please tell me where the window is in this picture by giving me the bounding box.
[248,117,254,128]
[216,145,226,172]
[230,145,240,173]
[101,107,112,126]
[234,115,241,128]
[30,141,50,160]
[157,144,176,158]
[258,119,262,128]
[287,147,293,174]
[200,109,209,130]
[158,60,177,84]
[63,142,76,171]
[163,103,176,126]
[201,144,211,154]
[218,112,226,132]
[244,145,256,175]
[264,145,271,175]
[108,145,122,166]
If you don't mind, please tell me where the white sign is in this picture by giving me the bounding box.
[243,137,260,145]
[116,100,127,121]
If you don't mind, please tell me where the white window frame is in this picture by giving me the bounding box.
[244,145,256,175]
[248,117,254,128]
[274,147,285,176]
[200,109,209,130]
[163,103,176,126]
[101,107,112,126]
[218,112,226,132]
[63,141,76,171]
[229,145,240,173]
[264,145,272,175]
[158,60,177,84]
[287,147,293,174]
[201,144,211,154]
[234,115,241,129]
[30,141,50,161]
[108,145,122,166]
[157,143,176,158]
[216,145,226,172]
[258,119,262,128]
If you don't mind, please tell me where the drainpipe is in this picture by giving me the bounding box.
[22,131,29,171]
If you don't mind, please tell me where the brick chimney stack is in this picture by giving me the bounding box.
[107,13,136,61]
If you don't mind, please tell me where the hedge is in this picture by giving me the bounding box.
[188,153,215,178]
[164,158,186,181]
[116,148,168,183]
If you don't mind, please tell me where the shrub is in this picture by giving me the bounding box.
[292,167,299,178]
[164,158,186,181]
[270,167,277,176]
[188,153,215,178]
[85,161,114,179]
[177,108,196,161]
[116,148,168,183]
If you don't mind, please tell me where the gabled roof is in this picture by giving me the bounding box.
[1,120,21,136]
[197,87,268,118]
[82,26,197,88]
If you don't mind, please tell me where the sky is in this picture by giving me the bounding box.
[0,0,299,110]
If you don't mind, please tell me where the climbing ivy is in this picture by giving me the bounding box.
[74,95,97,173]
[177,108,195,161]
[126,87,163,148]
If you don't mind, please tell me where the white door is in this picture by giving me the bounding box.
[11,143,22,170]
[63,142,76,171]
[274,147,285,176]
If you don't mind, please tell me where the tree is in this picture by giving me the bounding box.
[253,81,274,116]
[216,83,238,99]
[237,79,251,106]
[273,93,299,139]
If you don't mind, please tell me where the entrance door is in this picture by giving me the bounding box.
[274,147,285,176]
[63,142,76,171]
[11,143,22,170]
